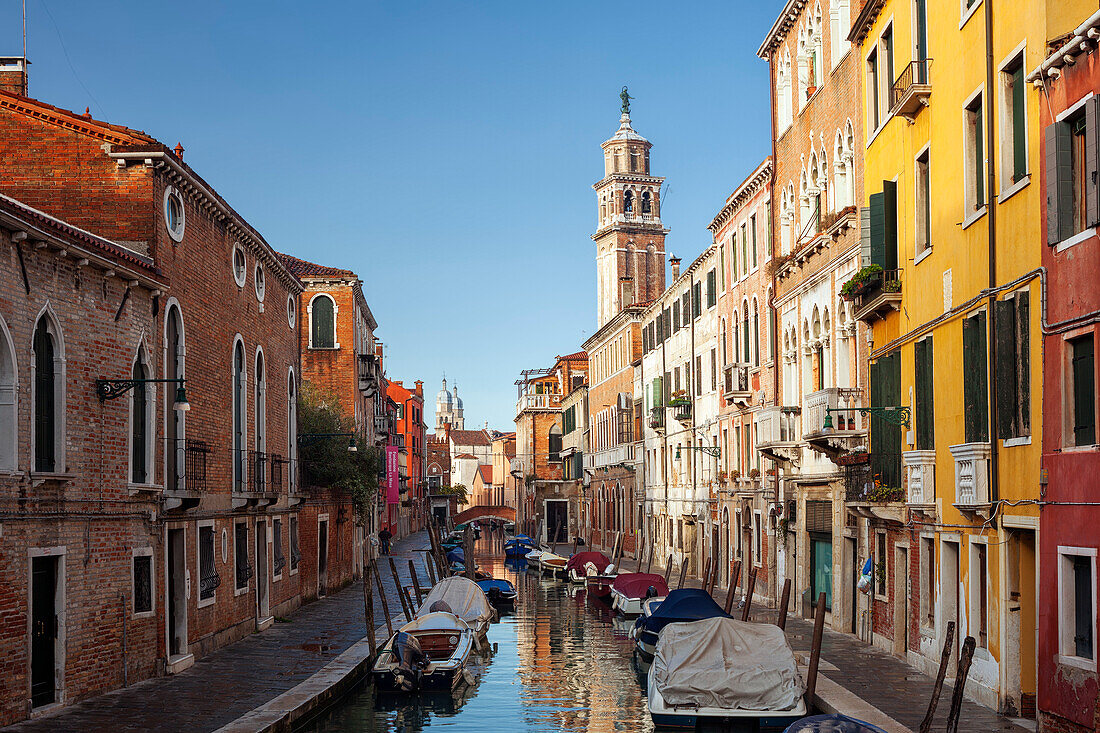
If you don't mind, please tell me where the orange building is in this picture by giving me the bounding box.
[387,379,426,533]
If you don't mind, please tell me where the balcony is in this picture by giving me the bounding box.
[755,406,801,466]
[587,443,636,471]
[232,449,278,509]
[164,438,210,511]
[843,459,905,523]
[950,442,992,515]
[852,268,902,324]
[648,406,665,432]
[669,397,692,424]
[804,387,867,460]
[357,353,380,396]
[374,415,392,435]
[516,393,562,415]
[891,59,931,122]
[903,450,936,508]
[722,363,752,406]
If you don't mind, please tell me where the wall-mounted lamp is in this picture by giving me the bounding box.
[96,377,190,411]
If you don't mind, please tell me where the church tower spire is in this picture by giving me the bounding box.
[592,89,668,328]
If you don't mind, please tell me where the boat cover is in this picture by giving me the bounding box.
[416,576,495,627]
[476,578,515,595]
[781,713,890,733]
[565,551,612,573]
[513,534,534,544]
[611,573,669,599]
[637,588,730,636]
[446,547,465,564]
[400,611,470,634]
[652,617,805,711]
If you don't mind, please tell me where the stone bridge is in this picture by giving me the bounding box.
[452,505,516,526]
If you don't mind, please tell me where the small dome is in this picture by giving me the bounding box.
[607,113,649,144]
[436,377,453,407]
[453,384,464,410]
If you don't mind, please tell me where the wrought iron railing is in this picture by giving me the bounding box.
[891,59,930,107]
[249,450,267,493]
[269,453,284,491]
[844,460,904,502]
[167,438,212,492]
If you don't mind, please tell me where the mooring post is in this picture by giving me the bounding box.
[777,577,792,630]
[805,591,827,708]
[677,562,688,590]
[424,551,438,586]
[374,562,394,639]
[741,567,758,621]
[364,559,377,655]
[724,561,742,615]
[663,554,673,584]
[920,620,956,733]
[945,636,977,733]
[409,559,425,606]
[701,556,712,592]
[389,557,411,622]
[464,525,476,580]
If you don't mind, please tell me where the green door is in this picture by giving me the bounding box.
[811,536,833,611]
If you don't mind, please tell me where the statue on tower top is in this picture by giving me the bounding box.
[620,86,632,115]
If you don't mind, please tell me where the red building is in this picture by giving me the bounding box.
[1032,18,1100,733]
[388,379,426,534]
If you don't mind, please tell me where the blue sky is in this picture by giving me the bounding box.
[4,1,778,430]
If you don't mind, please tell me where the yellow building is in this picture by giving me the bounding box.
[849,0,1088,716]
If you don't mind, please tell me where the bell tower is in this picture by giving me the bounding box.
[593,89,668,328]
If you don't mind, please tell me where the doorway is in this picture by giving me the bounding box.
[844,536,857,634]
[30,555,61,709]
[166,528,187,658]
[810,533,833,612]
[894,546,909,658]
[545,500,568,544]
[317,519,329,597]
[255,521,270,621]
[941,540,961,661]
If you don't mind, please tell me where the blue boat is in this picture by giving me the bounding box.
[446,547,465,565]
[632,588,731,674]
[504,539,534,558]
[782,714,891,733]
[476,578,517,608]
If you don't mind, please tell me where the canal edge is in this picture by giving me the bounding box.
[812,673,913,733]
[213,625,388,733]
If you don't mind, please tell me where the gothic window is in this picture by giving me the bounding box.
[309,294,337,349]
[288,369,298,492]
[232,339,246,491]
[742,301,750,363]
[255,349,266,458]
[753,299,761,367]
[32,313,63,473]
[624,190,634,214]
[0,315,15,470]
[131,346,153,484]
[548,424,562,462]
[165,304,185,491]
[641,191,651,214]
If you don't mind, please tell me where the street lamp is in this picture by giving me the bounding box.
[96,377,190,411]
[822,406,911,431]
[675,445,721,459]
[298,432,358,453]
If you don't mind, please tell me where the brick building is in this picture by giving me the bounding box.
[490,432,517,510]
[0,62,310,722]
[388,379,426,534]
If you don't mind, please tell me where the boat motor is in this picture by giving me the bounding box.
[645,585,660,600]
[390,631,428,692]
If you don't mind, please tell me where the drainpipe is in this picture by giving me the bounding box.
[689,273,698,575]
[985,0,1000,503]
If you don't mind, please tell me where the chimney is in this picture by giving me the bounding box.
[0,57,28,97]
[670,255,682,280]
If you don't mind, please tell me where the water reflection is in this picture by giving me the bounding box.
[303,535,654,732]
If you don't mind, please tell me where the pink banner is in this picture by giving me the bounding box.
[386,446,399,504]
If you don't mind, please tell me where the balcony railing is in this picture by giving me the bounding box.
[804,387,865,438]
[854,268,903,323]
[755,406,801,446]
[903,450,936,505]
[249,450,268,493]
[950,442,991,507]
[844,460,905,502]
[648,406,665,430]
[588,443,635,469]
[269,453,285,491]
[891,59,931,120]
[167,438,211,492]
[516,393,562,414]
[722,363,751,402]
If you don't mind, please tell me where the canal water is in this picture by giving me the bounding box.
[301,534,655,732]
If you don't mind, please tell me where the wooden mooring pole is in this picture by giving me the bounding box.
[740,567,758,621]
[804,591,827,708]
[701,556,712,592]
[389,557,411,622]
[724,561,742,615]
[663,554,674,584]
[374,562,393,639]
[409,559,425,606]
[676,562,688,590]
[364,559,377,655]
[777,577,792,630]
[945,636,977,733]
[919,620,956,733]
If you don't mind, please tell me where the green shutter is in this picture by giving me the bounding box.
[915,338,934,449]
[1012,65,1026,182]
[1072,336,1096,446]
[994,298,1018,439]
[869,191,885,268]
[963,312,989,443]
[1016,293,1030,434]
[707,270,717,307]
[1047,122,1074,245]
[883,180,898,271]
[870,351,902,488]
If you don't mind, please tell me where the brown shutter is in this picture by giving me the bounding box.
[1046,122,1074,245]
[994,299,1017,439]
[1088,98,1100,227]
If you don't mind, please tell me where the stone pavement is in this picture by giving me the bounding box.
[613,552,1032,733]
[3,531,435,733]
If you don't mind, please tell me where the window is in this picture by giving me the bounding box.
[32,315,61,473]
[915,148,931,256]
[995,292,1031,440]
[963,312,989,443]
[921,537,936,626]
[273,519,285,579]
[682,292,691,324]
[288,370,298,492]
[695,355,703,395]
[731,232,738,277]
[869,180,898,271]
[164,187,185,242]
[287,295,296,329]
[692,283,702,318]
[707,270,717,308]
[232,340,246,491]
[914,337,935,449]
[753,301,760,367]
[1059,548,1096,665]
[624,190,633,213]
[235,522,252,592]
[742,305,750,364]
[672,299,681,331]
[131,349,152,484]
[309,294,337,349]
[232,245,247,287]
[973,542,989,648]
[548,424,562,462]
[875,532,888,598]
[132,550,153,615]
[965,91,986,213]
[752,512,762,566]
[750,214,758,268]
[1046,99,1098,246]
[1001,52,1027,185]
[867,49,881,131]
[198,523,218,603]
[254,264,265,302]
[1069,333,1096,446]
[0,317,15,470]
[830,0,851,69]
[710,349,717,392]
[255,350,267,463]
[290,515,301,572]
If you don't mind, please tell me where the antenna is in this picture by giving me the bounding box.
[22,0,27,61]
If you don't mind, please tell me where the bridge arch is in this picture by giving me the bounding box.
[452,505,516,526]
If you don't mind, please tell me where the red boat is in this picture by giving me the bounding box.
[565,551,612,585]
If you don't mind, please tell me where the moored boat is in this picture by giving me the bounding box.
[647,616,806,730]
[416,575,497,640]
[371,612,474,692]
[781,714,891,732]
[476,578,517,609]
[609,573,669,616]
[504,537,535,558]
[632,588,730,675]
[539,552,568,578]
[565,551,612,585]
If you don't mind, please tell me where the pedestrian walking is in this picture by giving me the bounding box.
[379,528,392,555]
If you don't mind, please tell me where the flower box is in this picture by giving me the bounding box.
[837,452,871,466]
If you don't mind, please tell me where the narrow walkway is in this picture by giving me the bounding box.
[3,532,433,733]
[612,551,1030,733]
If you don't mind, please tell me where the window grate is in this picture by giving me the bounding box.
[199,526,219,599]
[133,555,152,613]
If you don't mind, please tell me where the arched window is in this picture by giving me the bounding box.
[641,191,651,214]
[732,310,740,363]
[232,339,246,490]
[624,190,633,214]
[32,314,63,472]
[309,294,336,349]
[548,424,562,462]
[742,301,750,363]
[288,369,297,492]
[131,345,153,484]
[165,304,185,491]
[255,349,266,457]
[753,299,761,367]
[766,287,776,362]
[0,315,16,470]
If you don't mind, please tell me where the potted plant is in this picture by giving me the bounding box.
[840,264,884,300]
[837,447,871,466]
[668,389,691,408]
[731,469,742,481]
[717,470,729,484]
[748,468,761,479]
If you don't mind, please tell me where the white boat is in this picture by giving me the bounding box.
[539,552,568,578]
[609,573,669,616]
[371,612,474,692]
[565,552,612,585]
[647,616,807,729]
[416,576,497,640]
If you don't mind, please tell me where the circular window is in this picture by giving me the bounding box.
[254,264,266,302]
[287,294,296,329]
[164,187,185,242]
[232,245,247,287]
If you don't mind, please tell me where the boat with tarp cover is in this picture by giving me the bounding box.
[416,576,496,640]
[632,588,731,674]
[371,612,475,692]
[565,551,612,585]
[609,573,669,616]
